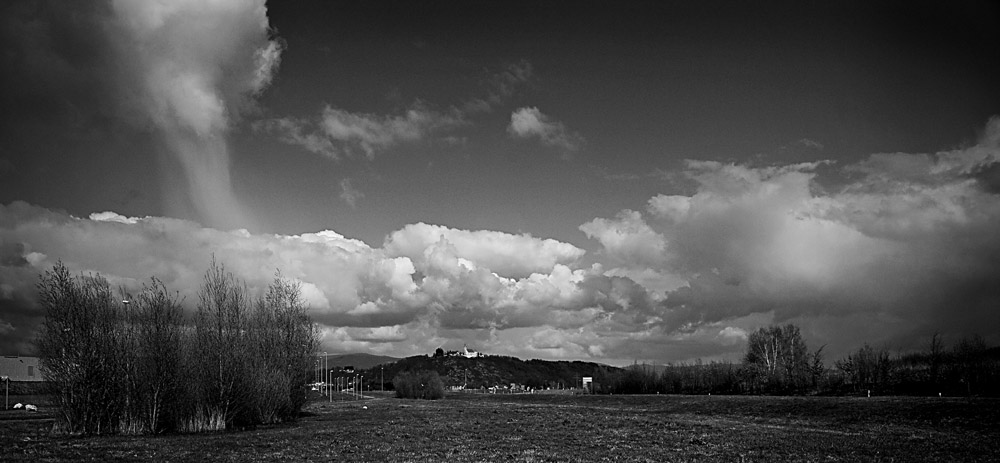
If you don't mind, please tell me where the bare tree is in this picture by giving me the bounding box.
[37,263,128,434]
[810,345,826,389]
[928,333,944,390]
[189,258,251,430]
[953,334,987,397]
[836,343,892,393]
[131,279,183,433]
[246,272,319,423]
[743,324,811,392]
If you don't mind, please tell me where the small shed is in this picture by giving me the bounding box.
[0,356,43,382]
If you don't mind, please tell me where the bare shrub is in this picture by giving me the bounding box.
[37,260,318,435]
[393,370,445,399]
[188,259,252,428]
[247,272,319,421]
[178,406,227,433]
[128,278,183,433]
[37,263,128,434]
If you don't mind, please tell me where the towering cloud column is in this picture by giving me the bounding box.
[111,0,281,229]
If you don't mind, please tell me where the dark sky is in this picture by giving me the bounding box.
[1,0,998,363]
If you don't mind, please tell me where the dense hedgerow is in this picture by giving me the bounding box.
[36,260,319,435]
[393,370,445,399]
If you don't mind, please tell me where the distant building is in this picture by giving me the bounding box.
[439,345,484,358]
[462,345,481,359]
[341,366,355,373]
[0,356,43,382]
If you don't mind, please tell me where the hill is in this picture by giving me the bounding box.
[358,355,622,390]
[320,353,399,370]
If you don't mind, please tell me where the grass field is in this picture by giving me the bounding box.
[1,392,997,462]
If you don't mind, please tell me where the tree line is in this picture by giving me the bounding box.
[36,260,318,435]
[593,325,999,396]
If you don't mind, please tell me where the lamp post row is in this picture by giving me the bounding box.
[317,353,381,402]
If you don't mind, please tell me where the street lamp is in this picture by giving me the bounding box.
[2,376,8,410]
[328,357,333,403]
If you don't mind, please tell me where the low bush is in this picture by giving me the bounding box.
[393,370,445,400]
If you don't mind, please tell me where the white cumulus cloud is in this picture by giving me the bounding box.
[263,62,534,160]
[261,103,465,160]
[383,223,585,279]
[0,202,615,359]
[579,210,667,268]
[508,107,585,152]
[581,117,1000,357]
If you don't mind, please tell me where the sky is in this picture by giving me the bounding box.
[2,0,999,365]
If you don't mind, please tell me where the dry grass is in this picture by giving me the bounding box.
[1,392,997,462]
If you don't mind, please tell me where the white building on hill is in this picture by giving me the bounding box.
[462,345,481,358]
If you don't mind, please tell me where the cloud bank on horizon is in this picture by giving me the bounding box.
[3,116,999,361]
